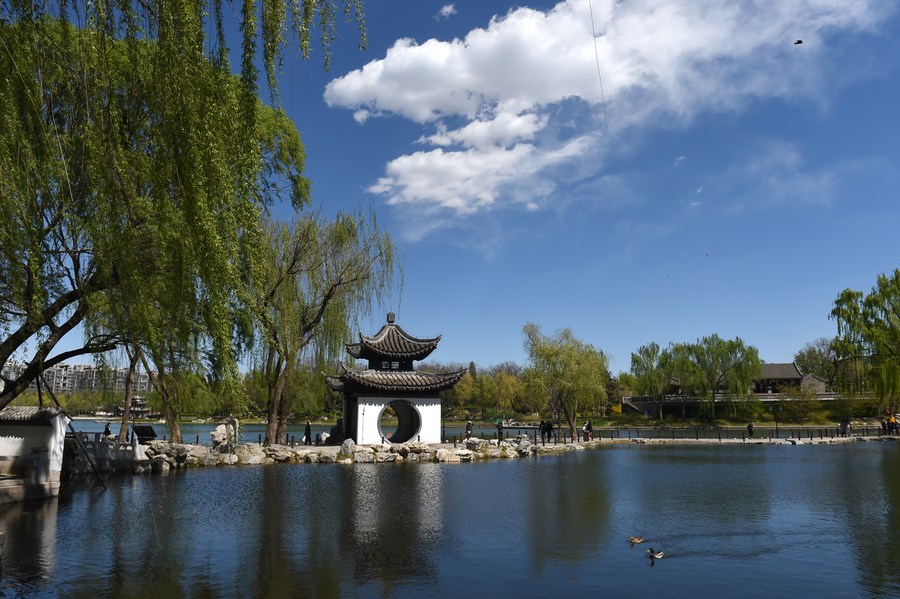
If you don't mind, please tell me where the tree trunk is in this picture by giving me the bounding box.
[118,345,140,444]
[164,392,182,443]
[561,396,577,440]
[275,360,294,444]
[265,359,289,445]
[276,389,290,445]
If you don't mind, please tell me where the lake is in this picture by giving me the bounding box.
[2,442,899,597]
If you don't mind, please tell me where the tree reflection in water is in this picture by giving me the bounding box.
[2,446,900,597]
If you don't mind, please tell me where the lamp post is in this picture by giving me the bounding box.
[768,404,783,438]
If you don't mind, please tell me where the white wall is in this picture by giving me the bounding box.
[355,395,442,445]
[0,414,69,477]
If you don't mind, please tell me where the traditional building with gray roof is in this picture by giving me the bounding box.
[326,313,464,445]
[0,406,70,502]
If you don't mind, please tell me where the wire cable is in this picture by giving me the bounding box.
[587,0,610,130]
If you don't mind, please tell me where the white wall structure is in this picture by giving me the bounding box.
[354,395,442,445]
[0,407,70,503]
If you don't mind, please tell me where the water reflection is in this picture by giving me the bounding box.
[831,445,900,597]
[526,454,610,570]
[340,465,444,594]
[2,444,900,597]
[0,496,58,592]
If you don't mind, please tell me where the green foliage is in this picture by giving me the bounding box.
[251,208,397,444]
[629,336,760,420]
[493,371,525,416]
[522,323,608,437]
[831,269,900,409]
[630,342,669,418]
[828,393,881,422]
[777,385,822,423]
[445,372,475,417]
[0,1,367,409]
[12,390,108,416]
[683,334,761,420]
[630,342,667,399]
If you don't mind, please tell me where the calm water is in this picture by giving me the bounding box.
[3,442,900,598]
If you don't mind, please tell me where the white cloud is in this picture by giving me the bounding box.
[436,4,457,20]
[370,135,594,215]
[324,0,892,220]
[674,155,686,167]
[417,112,548,150]
[724,140,837,208]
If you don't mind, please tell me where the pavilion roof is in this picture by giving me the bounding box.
[327,363,465,393]
[346,314,441,361]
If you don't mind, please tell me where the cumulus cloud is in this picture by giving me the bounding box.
[324,0,891,220]
[436,4,457,20]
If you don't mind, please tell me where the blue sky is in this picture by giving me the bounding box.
[23,1,897,376]
[272,0,900,373]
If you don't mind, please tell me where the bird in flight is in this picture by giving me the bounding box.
[794,39,803,45]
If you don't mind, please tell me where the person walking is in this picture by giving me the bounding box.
[304,421,312,446]
[747,422,754,438]
[465,421,473,439]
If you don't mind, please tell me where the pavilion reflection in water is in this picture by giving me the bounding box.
[341,464,445,587]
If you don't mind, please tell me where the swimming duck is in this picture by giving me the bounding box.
[646,548,664,559]
[628,536,644,544]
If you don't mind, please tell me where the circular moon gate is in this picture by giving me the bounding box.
[378,400,421,443]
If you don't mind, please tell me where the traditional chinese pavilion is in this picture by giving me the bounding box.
[326,313,464,445]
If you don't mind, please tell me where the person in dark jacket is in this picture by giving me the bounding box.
[304,421,312,445]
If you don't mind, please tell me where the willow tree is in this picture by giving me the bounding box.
[522,323,607,439]
[830,270,900,410]
[254,209,395,446]
[687,334,761,420]
[0,2,366,410]
[630,342,669,419]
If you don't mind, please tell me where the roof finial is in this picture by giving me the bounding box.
[387,312,396,324]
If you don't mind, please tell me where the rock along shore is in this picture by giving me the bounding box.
[64,433,900,476]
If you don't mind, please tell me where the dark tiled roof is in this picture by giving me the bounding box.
[0,406,63,423]
[346,323,441,361]
[325,376,345,392]
[760,363,802,380]
[332,363,465,392]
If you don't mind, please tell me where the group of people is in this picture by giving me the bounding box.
[881,413,898,435]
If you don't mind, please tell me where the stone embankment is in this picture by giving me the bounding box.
[142,434,580,472]
[66,435,578,474]
[65,433,900,476]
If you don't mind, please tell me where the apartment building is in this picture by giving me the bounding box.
[1,361,151,395]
